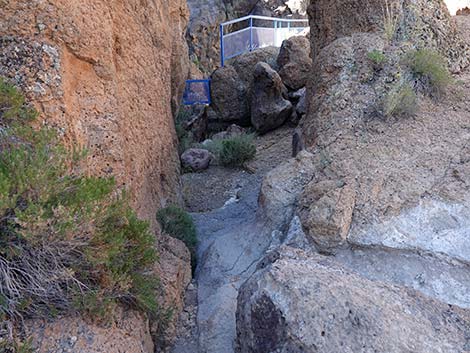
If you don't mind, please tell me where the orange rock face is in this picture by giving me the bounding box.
[0,1,192,350]
[0,0,190,224]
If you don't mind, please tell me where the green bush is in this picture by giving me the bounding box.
[156,206,197,271]
[367,50,387,66]
[384,82,418,117]
[0,79,160,343]
[219,134,256,167]
[406,49,453,96]
[203,134,256,168]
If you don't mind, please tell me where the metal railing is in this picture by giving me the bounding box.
[183,79,211,105]
[220,15,309,66]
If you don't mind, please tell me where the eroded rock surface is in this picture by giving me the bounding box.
[308,0,469,72]
[27,309,154,353]
[258,150,315,231]
[0,0,189,223]
[234,4,470,352]
[236,247,470,353]
[299,1,470,257]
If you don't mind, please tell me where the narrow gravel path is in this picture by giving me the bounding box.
[170,127,294,353]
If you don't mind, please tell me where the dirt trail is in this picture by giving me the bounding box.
[170,127,294,353]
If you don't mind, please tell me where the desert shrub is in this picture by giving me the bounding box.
[156,206,197,271]
[406,49,453,96]
[367,50,387,66]
[219,134,256,167]
[383,82,418,117]
[203,134,256,168]
[0,79,159,343]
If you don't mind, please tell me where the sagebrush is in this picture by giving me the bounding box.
[0,79,160,347]
[406,49,453,96]
[384,82,417,117]
[204,134,256,168]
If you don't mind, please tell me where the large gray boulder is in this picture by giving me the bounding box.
[180,148,212,171]
[277,35,311,90]
[231,47,280,89]
[210,65,250,128]
[251,62,293,133]
[236,246,470,353]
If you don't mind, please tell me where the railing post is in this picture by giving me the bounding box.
[220,24,225,67]
[274,20,277,47]
[249,16,253,51]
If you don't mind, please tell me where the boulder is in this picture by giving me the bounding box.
[299,180,356,253]
[236,246,470,353]
[277,35,311,90]
[258,150,315,231]
[251,62,293,133]
[210,65,250,128]
[231,47,280,89]
[180,148,212,171]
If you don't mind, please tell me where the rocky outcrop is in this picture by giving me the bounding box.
[308,0,469,72]
[277,35,311,90]
[299,0,470,254]
[0,0,189,224]
[236,247,470,353]
[457,7,470,14]
[234,3,470,352]
[27,309,154,353]
[251,62,293,133]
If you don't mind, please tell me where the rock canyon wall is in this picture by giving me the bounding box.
[0,1,192,351]
[0,0,190,224]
